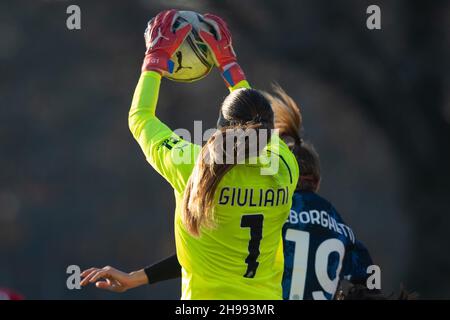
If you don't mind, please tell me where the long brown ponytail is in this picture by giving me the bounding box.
[182,88,274,237]
[263,84,321,192]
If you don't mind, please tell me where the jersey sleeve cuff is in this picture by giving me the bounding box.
[229,80,251,92]
[141,70,163,80]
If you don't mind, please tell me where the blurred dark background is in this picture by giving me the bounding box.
[0,0,449,299]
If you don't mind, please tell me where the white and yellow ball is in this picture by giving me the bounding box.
[167,11,216,83]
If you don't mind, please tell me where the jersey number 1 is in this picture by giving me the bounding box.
[240,214,264,278]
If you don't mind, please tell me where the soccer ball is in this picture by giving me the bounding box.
[167,11,216,83]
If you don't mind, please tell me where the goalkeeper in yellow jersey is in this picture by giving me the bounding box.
[81,10,298,300]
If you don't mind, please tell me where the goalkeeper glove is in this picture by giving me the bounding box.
[199,13,247,87]
[142,10,192,75]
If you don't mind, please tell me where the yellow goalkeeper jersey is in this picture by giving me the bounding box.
[129,71,299,300]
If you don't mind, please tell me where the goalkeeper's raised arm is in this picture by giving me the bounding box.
[198,13,250,90]
[128,10,197,193]
[128,10,251,193]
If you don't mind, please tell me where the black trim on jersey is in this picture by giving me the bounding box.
[267,150,293,184]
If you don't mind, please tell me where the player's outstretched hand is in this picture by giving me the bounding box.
[199,13,246,87]
[80,266,148,292]
[142,9,192,75]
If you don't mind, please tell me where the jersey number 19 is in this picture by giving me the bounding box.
[285,229,345,300]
